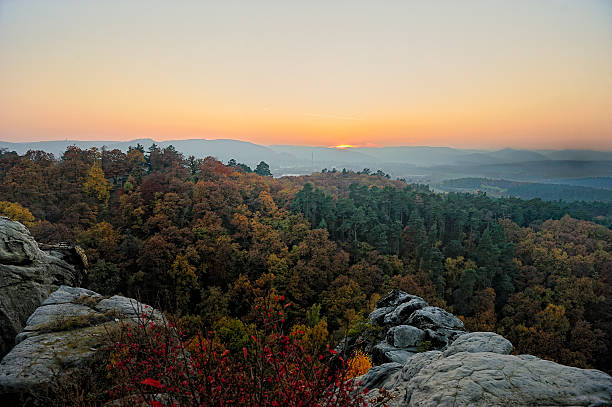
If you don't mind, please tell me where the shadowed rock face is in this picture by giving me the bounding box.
[0,217,86,357]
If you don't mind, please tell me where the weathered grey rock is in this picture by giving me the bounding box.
[0,286,163,400]
[0,218,86,357]
[362,350,612,406]
[367,291,465,368]
[24,303,94,330]
[399,351,444,383]
[387,325,425,349]
[383,298,428,325]
[0,219,40,265]
[407,306,465,331]
[42,286,101,305]
[361,291,612,406]
[443,332,513,357]
[404,352,612,407]
[96,295,165,323]
[423,327,466,349]
[372,342,415,365]
[355,362,402,390]
[369,306,395,324]
[0,326,108,397]
[376,290,423,309]
[363,351,445,405]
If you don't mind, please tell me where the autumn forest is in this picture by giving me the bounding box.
[0,144,610,375]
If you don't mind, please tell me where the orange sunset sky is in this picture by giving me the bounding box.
[1,1,611,150]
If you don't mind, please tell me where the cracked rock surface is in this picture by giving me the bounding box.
[360,331,612,406]
[443,331,512,357]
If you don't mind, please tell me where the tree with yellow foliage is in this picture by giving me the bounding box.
[82,163,110,207]
[0,201,35,228]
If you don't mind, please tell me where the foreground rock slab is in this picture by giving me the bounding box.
[406,352,612,406]
[361,331,612,407]
[0,286,162,402]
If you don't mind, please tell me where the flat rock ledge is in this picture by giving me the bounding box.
[0,285,163,401]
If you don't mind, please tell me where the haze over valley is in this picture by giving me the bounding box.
[2,138,611,202]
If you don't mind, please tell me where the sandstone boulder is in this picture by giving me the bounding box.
[353,291,466,369]
[443,331,513,357]
[363,351,612,407]
[0,285,162,402]
[383,298,428,325]
[404,352,612,406]
[0,218,86,357]
[386,325,425,349]
[372,342,415,365]
[369,306,395,324]
[376,290,424,309]
[359,291,612,406]
[357,362,402,390]
[406,306,464,331]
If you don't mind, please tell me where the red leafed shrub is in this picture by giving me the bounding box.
[106,295,370,406]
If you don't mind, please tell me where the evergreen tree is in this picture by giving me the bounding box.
[255,161,272,176]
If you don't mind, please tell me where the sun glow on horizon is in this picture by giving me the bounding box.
[329,142,381,149]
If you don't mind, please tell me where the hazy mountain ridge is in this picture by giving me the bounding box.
[2,138,610,164]
[2,139,611,184]
[543,177,612,190]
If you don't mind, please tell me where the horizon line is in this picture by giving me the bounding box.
[1,137,611,153]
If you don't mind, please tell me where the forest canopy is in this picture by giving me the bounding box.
[0,145,610,374]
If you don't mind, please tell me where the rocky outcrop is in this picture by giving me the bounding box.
[361,332,612,406]
[0,218,86,357]
[347,289,466,365]
[356,292,612,406]
[0,285,163,402]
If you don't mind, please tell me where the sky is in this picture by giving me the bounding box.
[1,0,611,150]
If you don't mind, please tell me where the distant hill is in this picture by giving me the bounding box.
[538,149,612,161]
[543,177,612,190]
[1,138,610,179]
[347,146,552,167]
[427,160,612,181]
[268,145,375,165]
[437,177,612,202]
